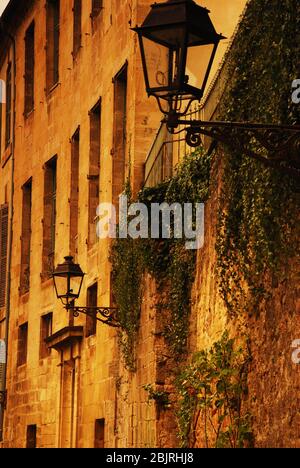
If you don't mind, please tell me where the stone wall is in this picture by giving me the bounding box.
[189,152,300,448]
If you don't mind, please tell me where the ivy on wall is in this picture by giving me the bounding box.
[111,235,144,371]
[216,0,300,315]
[110,148,211,369]
[143,384,171,410]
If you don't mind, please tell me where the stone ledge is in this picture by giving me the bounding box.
[46,326,84,351]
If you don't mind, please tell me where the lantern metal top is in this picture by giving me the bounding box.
[134,0,225,48]
[52,256,84,278]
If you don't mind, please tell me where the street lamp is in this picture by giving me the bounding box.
[132,0,225,122]
[52,256,119,328]
[133,0,300,177]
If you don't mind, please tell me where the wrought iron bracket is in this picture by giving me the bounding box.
[168,119,300,178]
[66,306,120,328]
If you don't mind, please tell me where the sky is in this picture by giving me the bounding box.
[0,0,9,16]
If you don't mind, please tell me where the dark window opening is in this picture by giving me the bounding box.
[73,0,82,57]
[91,0,103,18]
[94,419,105,448]
[46,0,60,92]
[70,128,80,257]
[42,157,57,278]
[26,425,37,448]
[17,322,28,367]
[113,64,127,211]
[20,179,32,295]
[86,283,98,338]
[24,22,35,115]
[88,100,101,247]
[0,204,9,308]
[40,313,53,359]
[5,63,12,147]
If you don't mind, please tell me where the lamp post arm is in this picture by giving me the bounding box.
[167,119,300,178]
[176,119,300,132]
[67,306,120,328]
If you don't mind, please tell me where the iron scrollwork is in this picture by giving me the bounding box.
[177,120,300,178]
[70,306,120,328]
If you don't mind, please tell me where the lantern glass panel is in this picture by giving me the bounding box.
[54,275,68,299]
[142,36,170,92]
[69,275,83,299]
[186,43,215,90]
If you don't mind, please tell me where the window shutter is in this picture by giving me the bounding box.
[0,204,9,308]
[24,23,35,114]
[5,64,12,147]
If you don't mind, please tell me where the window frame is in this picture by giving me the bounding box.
[42,156,57,279]
[46,0,60,93]
[85,282,98,338]
[24,21,35,116]
[17,322,28,367]
[5,62,12,148]
[39,312,53,359]
[72,0,82,58]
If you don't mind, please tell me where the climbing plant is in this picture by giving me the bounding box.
[216,0,300,315]
[110,184,144,371]
[143,384,171,410]
[175,332,253,448]
[110,148,211,368]
[110,235,144,372]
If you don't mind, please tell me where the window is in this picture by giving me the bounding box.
[17,322,28,367]
[40,313,52,359]
[94,419,105,448]
[86,283,97,338]
[20,179,32,295]
[73,0,82,57]
[42,157,57,277]
[88,100,101,247]
[26,425,37,448]
[5,63,11,147]
[46,0,60,92]
[0,204,8,308]
[91,0,102,18]
[70,128,80,257]
[112,64,127,210]
[24,22,35,115]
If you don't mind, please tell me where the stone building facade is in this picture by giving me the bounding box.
[0,0,298,450]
